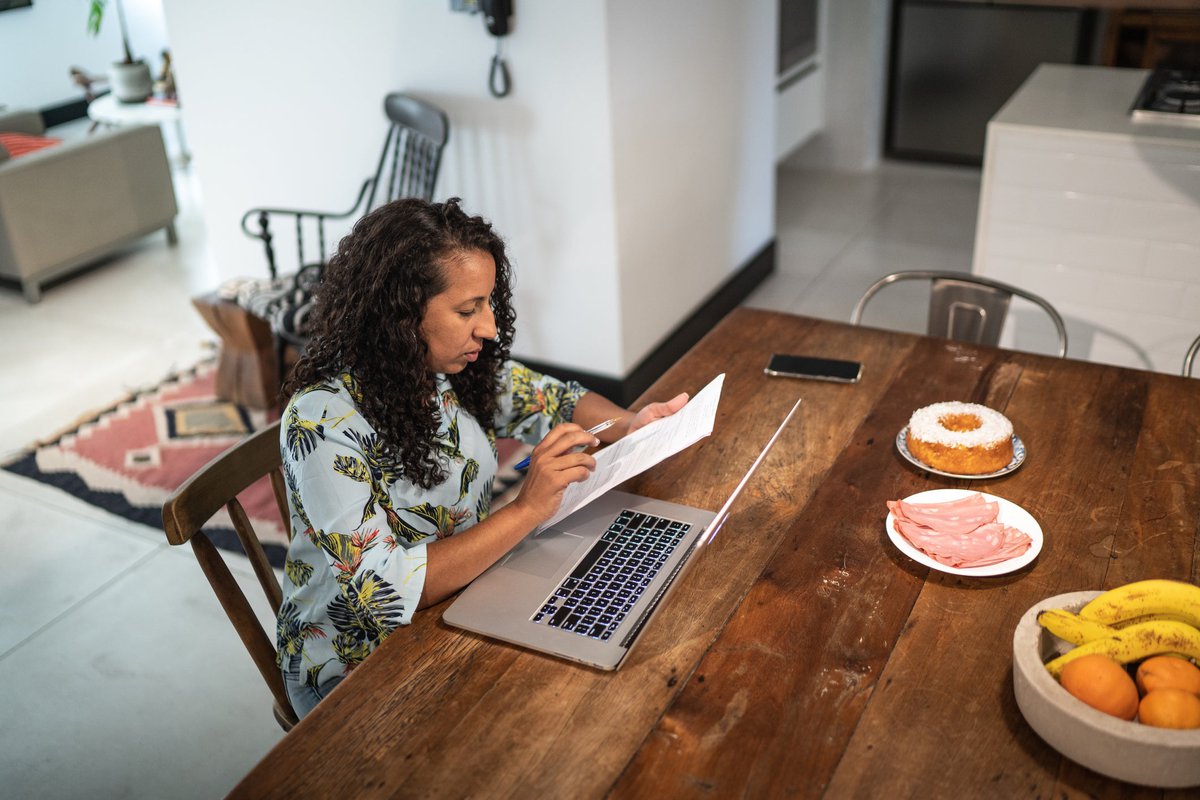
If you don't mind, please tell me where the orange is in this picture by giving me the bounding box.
[1059,653,1139,720]
[1138,689,1200,729]
[1135,656,1200,698]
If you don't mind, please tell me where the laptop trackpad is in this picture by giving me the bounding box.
[502,529,585,578]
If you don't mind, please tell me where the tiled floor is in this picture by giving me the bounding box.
[746,160,981,329]
[0,132,981,797]
[0,125,284,800]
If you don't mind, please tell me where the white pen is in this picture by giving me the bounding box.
[514,418,619,471]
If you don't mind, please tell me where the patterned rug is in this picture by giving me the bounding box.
[2,362,529,567]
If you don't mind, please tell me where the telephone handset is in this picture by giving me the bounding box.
[480,0,513,97]
[481,0,511,37]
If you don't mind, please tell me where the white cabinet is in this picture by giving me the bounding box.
[775,0,823,161]
[973,64,1200,374]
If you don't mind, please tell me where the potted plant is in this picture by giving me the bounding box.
[87,0,152,103]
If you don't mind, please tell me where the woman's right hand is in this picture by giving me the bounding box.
[512,423,599,523]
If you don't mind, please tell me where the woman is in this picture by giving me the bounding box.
[276,198,687,717]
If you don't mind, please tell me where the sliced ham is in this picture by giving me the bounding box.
[964,524,1034,567]
[887,493,999,535]
[888,493,1032,569]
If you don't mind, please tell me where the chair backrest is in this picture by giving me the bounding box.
[239,91,451,281]
[1184,334,1200,377]
[850,270,1068,358]
[364,92,451,210]
[161,420,297,731]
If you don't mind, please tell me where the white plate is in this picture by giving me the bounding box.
[896,426,1026,480]
[885,488,1043,577]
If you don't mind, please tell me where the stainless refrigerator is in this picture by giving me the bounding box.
[886,0,1093,165]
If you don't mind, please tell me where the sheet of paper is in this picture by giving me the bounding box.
[538,373,725,531]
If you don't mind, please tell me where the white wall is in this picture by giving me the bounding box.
[165,0,776,380]
[164,0,622,374]
[789,0,888,172]
[607,0,775,369]
[0,0,170,112]
[122,0,171,72]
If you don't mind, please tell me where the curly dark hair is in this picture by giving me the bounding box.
[283,197,516,489]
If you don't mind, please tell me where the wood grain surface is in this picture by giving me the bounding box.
[191,292,279,410]
[231,309,1200,799]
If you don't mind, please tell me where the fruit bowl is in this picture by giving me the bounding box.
[1012,591,1200,788]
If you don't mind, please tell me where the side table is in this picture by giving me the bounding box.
[87,94,191,166]
[192,292,280,411]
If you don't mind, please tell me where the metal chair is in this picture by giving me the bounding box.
[1184,334,1200,377]
[161,421,297,732]
[237,93,450,378]
[850,270,1068,358]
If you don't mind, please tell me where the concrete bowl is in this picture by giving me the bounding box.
[1012,590,1200,788]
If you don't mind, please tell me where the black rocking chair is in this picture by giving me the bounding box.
[237,92,450,379]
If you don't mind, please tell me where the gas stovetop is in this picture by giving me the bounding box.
[1131,68,1200,128]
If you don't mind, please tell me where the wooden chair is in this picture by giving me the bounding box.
[237,92,451,381]
[850,270,1068,358]
[161,420,298,731]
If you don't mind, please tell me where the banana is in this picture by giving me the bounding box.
[1078,579,1200,629]
[1044,619,1200,678]
[1037,608,1119,645]
[1113,612,1200,629]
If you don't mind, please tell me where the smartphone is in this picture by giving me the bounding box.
[764,354,862,383]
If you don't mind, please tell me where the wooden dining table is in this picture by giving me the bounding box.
[231,308,1200,798]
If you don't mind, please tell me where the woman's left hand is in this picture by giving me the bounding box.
[627,392,688,436]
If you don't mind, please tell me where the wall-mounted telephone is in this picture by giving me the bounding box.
[450,0,514,97]
[481,0,512,37]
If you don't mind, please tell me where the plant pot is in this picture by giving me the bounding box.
[108,60,152,103]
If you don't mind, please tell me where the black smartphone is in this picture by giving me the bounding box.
[764,354,862,383]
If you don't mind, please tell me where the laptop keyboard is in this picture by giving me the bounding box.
[531,509,691,640]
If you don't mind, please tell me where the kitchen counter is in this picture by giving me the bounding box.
[992,64,1200,147]
[973,64,1200,375]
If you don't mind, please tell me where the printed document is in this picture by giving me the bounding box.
[538,373,725,531]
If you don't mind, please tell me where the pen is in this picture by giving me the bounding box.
[513,418,620,472]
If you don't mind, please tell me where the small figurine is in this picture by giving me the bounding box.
[155,49,177,101]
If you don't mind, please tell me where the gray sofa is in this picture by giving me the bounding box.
[0,109,177,302]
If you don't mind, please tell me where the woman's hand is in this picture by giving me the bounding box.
[627,392,688,436]
[420,425,595,609]
[511,423,599,523]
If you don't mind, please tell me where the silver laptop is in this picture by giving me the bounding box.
[443,397,801,670]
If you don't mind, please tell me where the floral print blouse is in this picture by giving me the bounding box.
[275,361,587,702]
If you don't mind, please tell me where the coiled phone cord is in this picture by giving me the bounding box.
[489,37,511,98]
